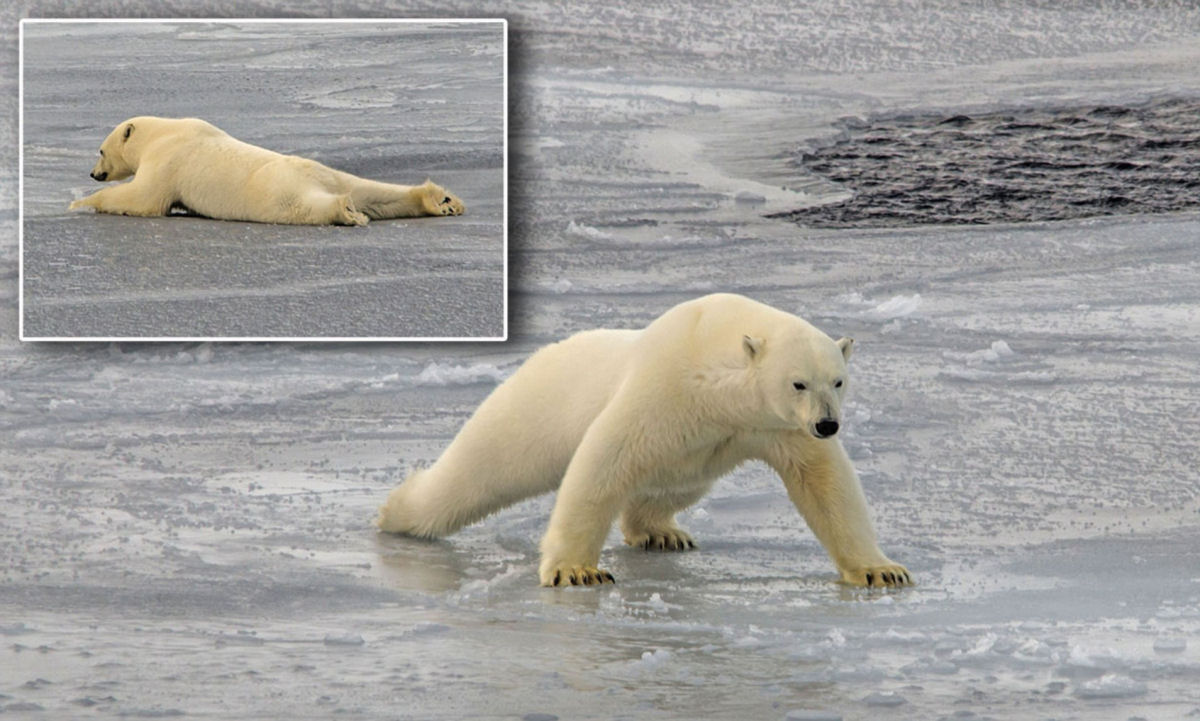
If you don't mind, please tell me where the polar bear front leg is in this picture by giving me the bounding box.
[69,181,171,217]
[537,413,640,586]
[620,489,703,551]
[766,437,911,587]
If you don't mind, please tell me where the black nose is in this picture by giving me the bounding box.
[814,419,839,437]
[91,171,107,181]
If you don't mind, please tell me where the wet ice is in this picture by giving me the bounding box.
[5,2,1200,721]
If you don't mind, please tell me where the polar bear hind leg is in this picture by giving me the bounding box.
[619,487,705,551]
[377,452,566,540]
[281,190,367,226]
[333,193,369,226]
[349,178,464,219]
[377,469,474,538]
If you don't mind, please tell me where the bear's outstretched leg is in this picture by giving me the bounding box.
[348,178,464,219]
[304,191,367,226]
[377,440,567,539]
[765,435,911,587]
[620,488,705,551]
[537,407,646,586]
[69,181,171,217]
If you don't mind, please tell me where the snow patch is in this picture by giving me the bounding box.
[546,278,574,294]
[943,340,1015,365]
[862,691,906,707]
[940,367,1057,383]
[837,292,922,320]
[412,362,508,387]
[323,633,365,646]
[631,648,673,670]
[870,294,922,319]
[566,220,614,241]
[1073,674,1148,699]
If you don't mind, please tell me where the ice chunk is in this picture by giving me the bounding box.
[862,691,906,707]
[1073,674,1147,699]
[1153,638,1187,654]
[412,362,508,387]
[870,294,921,319]
[945,340,1015,365]
[632,648,673,670]
[566,220,613,241]
[323,633,365,646]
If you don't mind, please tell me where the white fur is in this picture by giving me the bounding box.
[377,293,910,588]
[69,116,465,225]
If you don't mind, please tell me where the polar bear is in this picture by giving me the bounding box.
[377,293,910,588]
[68,116,465,225]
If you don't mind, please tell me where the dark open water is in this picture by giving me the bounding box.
[777,98,1200,227]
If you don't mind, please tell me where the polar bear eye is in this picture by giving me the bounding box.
[834,380,843,388]
[792,382,806,391]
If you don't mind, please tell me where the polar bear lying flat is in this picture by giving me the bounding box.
[69,116,465,225]
[377,293,911,588]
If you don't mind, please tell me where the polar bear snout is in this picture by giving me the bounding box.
[90,170,108,182]
[813,419,840,438]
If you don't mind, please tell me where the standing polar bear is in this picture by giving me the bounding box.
[69,116,465,225]
[377,293,911,588]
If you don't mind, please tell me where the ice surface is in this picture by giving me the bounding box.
[4,2,1200,721]
[21,21,505,339]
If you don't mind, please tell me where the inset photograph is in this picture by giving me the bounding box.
[20,19,506,340]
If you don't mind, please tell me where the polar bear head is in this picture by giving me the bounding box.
[742,328,854,439]
[86,118,147,182]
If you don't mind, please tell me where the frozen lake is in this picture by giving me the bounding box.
[3,2,1200,720]
[21,21,506,339]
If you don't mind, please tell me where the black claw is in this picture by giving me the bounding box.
[553,571,561,587]
[883,572,893,584]
[568,573,577,585]
[603,572,615,583]
[865,572,874,586]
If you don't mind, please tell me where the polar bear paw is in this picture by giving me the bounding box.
[336,197,369,226]
[540,564,616,587]
[841,563,912,588]
[437,194,465,216]
[625,528,696,552]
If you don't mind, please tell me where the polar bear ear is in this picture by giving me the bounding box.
[123,123,134,141]
[742,335,764,360]
[837,337,854,362]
